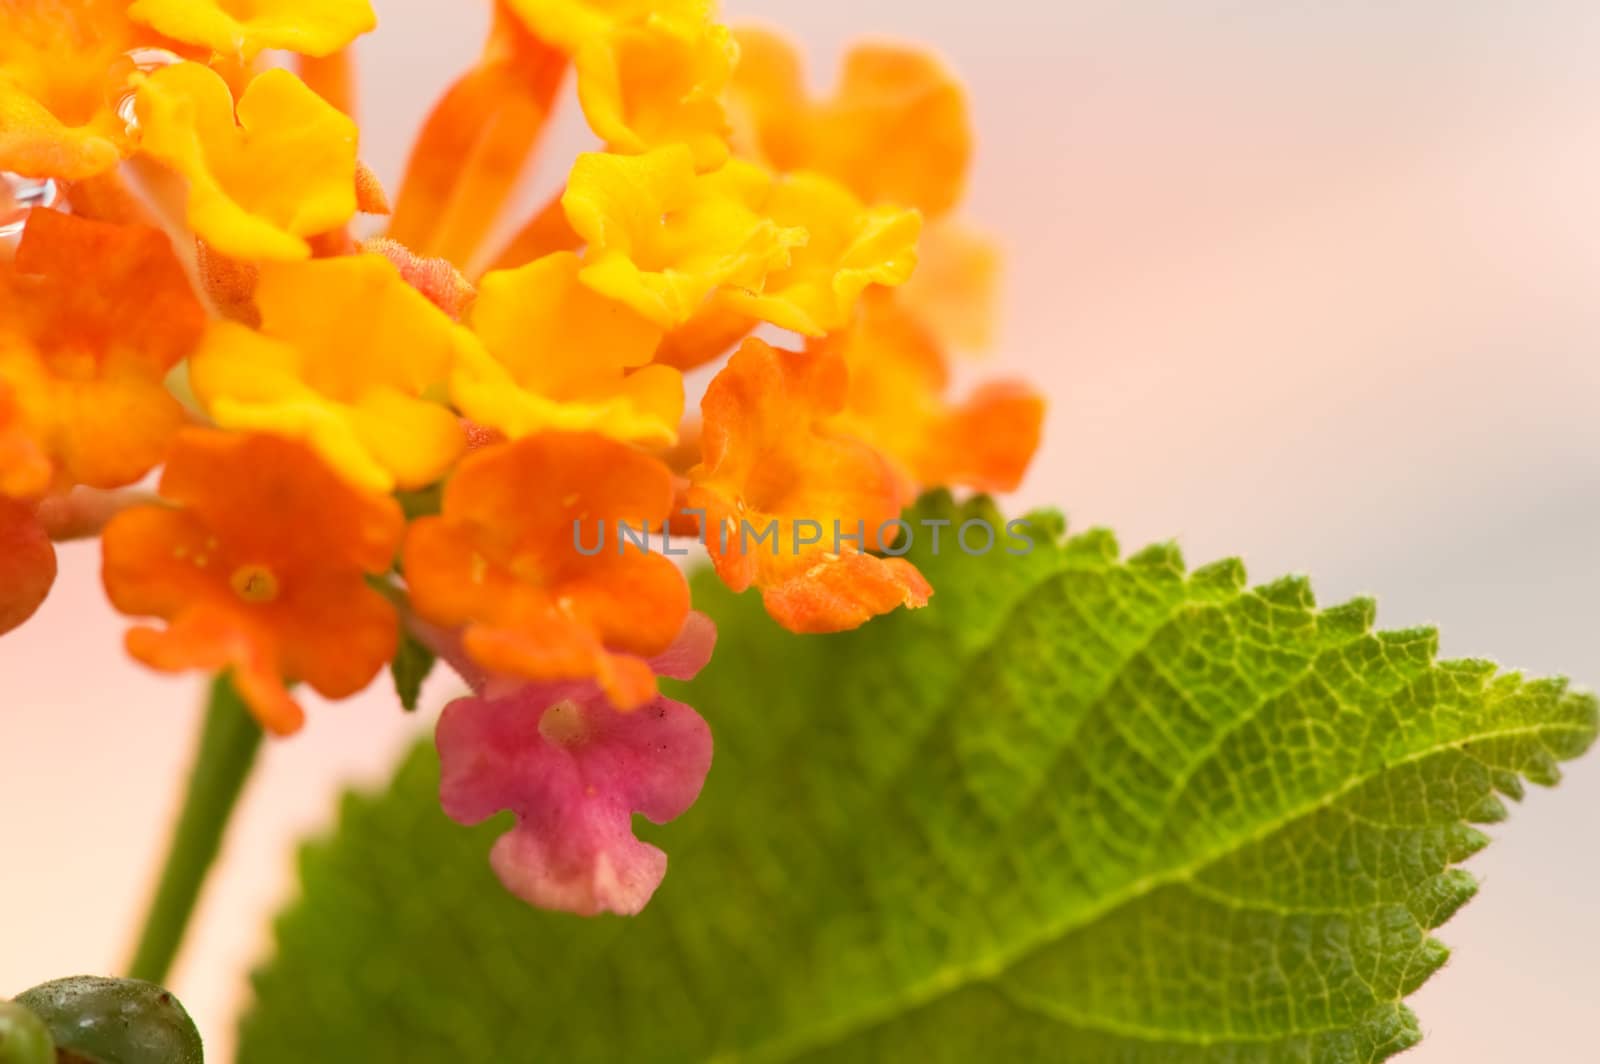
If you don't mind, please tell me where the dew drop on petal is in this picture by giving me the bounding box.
[107,47,184,134]
[0,173,59,239]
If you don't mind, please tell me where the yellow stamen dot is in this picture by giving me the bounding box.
[538,700,589,747]
[230,563,281,604]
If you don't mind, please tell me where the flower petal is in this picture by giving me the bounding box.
[730,30,972,217]
[690,337,928,632]
[454,251,681,445]
[135,64,359,262]
[188,253,471,492]
[575,5,736,170]
[436,675,713,915]
[101,430,404,733]
[719,170,921,336]
[563,146,803,328]
[0,496,56,636]
[0,0,142,179]
[128,0,376,60]
[822,291,1043,494]
[404,433,690,706]
[387,13,566,270]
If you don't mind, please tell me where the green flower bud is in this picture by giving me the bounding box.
[13,976,202,1064]
[0,1001,54,1064]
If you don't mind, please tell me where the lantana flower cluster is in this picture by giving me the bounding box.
[0,0,1042,915]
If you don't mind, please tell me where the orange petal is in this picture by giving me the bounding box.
[652,299,754,371]
[761,551,931,635]
[0,0,142,180]
[0,496,56,636]
[0,374,56,500]
[404,433,689,693]
[15,208,206,373]
[102,430,405,733]
[298,47,358,116]
[822,292,1042,495]
[729,30,972,217]
[387,14,567,270]
[690,337,926,629]
[47,369,188,490]
[897,217,1001,352]
[484,188,582,273]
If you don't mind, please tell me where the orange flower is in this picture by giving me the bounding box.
[452,251,682,446]
[0,376,51,501]
[728,30,971,217]
[897,217,1000,352]
[101,430,405,735]
[0,209,205,492]
[688,338,930,633]
[0,0,166,180]
[134,63,360,261]
[0,495,55,637]
[404,433,690,710]
[387,11,566,271]
[821,291,1042,495]
[127,0,376,61]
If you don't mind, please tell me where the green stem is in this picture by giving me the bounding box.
[126,674,263,984]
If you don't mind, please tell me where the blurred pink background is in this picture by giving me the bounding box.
[3,1,1598,1059]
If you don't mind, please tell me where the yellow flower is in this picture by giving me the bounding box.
[127,0,376,60]
[0,0,150,180]
[134,63,359,261]
[729,30,998,354]
[575,3,737,170]
[189,254,471,493]
[453,251,683,447]
[562,145,803,329]
[505,0,704,56]
[720,171,920,336]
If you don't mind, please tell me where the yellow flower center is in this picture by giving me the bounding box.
[230,563,281,604]
[537,699,590,747]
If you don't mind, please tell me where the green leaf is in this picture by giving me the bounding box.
[390,632,436,713]
[239,493,1596,1063]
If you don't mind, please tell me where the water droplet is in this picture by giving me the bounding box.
[0,173,59,238]
[107,47,183,134]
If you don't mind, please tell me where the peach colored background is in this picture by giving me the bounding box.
[3,1,1598,1060]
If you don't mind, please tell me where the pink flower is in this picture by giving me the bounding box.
[430,613,716,916]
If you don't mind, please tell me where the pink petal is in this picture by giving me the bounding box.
[435,685,713,915]
[489,817,666,917]
[647,610,717,682]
